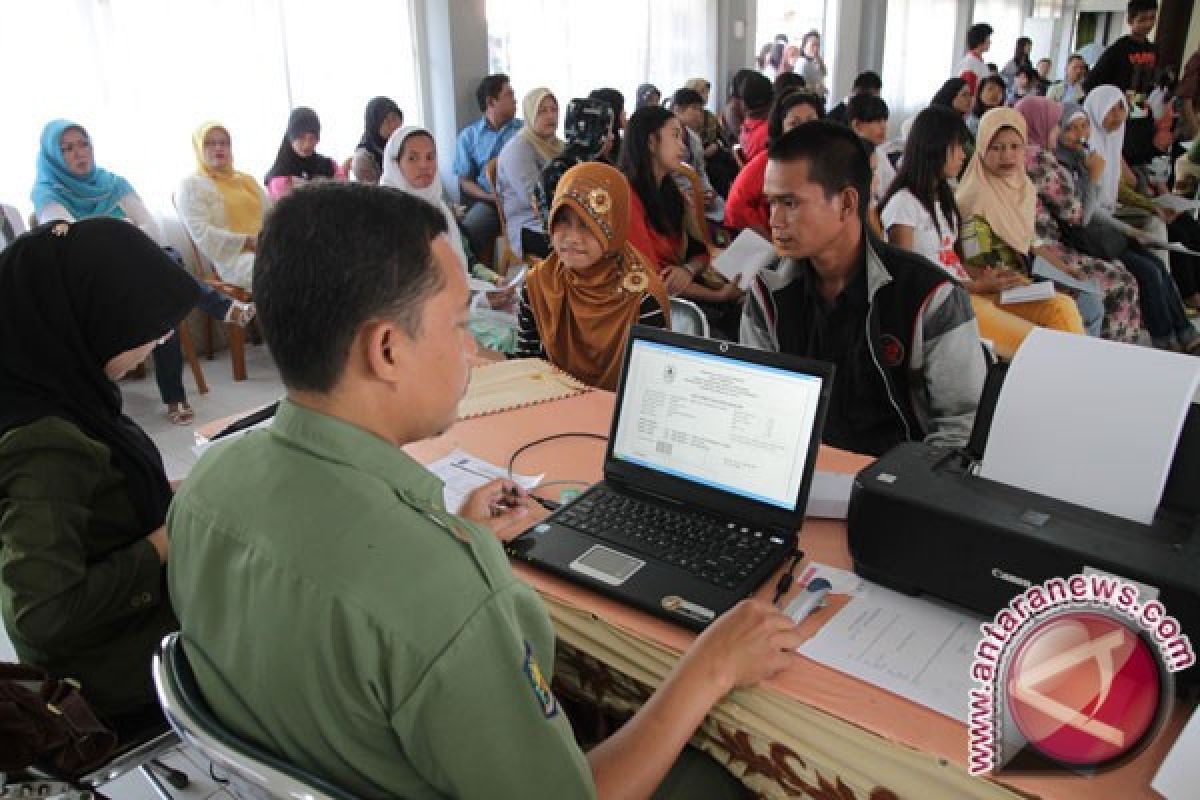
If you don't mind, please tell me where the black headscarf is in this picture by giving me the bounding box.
[589,88,625,163]
[264,107,337,185]
[0,219,202,531]
[356,96,402,164]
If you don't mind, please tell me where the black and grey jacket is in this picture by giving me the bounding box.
[740,236,986,455]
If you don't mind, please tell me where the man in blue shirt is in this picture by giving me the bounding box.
[454,73,522,265]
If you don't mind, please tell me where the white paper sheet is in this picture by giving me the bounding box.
[805,471,854,519]
[425,448,542,513]
[469,265,527,295]
[1106,216,1200,257]
[799,585,983,722]
[979,329,1200,525]
[1153,703,1200,799]
[713,229,778,288]
[1153,194,1200,214]
[793,562,869,597]
[1030,256,1102,295]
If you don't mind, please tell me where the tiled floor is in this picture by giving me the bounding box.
[1,344,286,800]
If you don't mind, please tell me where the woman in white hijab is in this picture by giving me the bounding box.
[381,125,470,270]
[1086,84,1200,312]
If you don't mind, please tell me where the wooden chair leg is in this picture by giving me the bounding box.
[227,323,247,381]
[205,316,215,360]
[178,324,208,395]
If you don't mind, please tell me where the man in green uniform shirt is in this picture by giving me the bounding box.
[168,183,803,799]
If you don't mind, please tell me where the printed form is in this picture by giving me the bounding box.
[799,584,983,723]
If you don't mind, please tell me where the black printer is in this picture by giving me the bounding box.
[846,364,1200,687]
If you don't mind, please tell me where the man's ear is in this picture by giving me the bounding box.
[841,186,861,221]
[361,320,411,383]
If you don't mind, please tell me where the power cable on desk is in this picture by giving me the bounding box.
[507,432,608,510]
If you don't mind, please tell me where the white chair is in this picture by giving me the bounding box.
[153,633,361,800]
[669,297,710,338]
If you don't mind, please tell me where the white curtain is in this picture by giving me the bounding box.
[0,0,419,218]
[881,0,959,123]
[486,0,713,125]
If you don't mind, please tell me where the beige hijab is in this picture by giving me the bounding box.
[955,107,1037,253]
[519,88,565,164]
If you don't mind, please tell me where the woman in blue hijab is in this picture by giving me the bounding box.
[30,119,255,425]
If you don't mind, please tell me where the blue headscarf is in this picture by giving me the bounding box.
[31,120,134,219]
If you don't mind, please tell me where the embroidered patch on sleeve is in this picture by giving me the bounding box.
[523,641,559,719]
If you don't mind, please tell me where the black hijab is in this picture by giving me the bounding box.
[0,219,202,531]
[931,78,968,114]
[356,96,402,164]
[264,107,337,185]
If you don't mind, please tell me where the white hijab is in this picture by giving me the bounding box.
[1083,85,1127,212]
[381,126,468,270]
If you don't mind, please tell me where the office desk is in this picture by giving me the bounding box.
[404,390,1191,800]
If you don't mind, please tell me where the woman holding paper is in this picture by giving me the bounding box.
[1086,85,1200,318]
[882,106,1079,360]
[954,108,1089,348]
[1017,96,1144,344]
[514,162,669,390]
[1055,104,1200,353]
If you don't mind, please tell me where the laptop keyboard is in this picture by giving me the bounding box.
[553,486,789,590]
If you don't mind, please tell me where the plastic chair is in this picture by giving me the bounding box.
[0,204,26,250]
[153,633,361,800]
[669,297,710,338]
[485,158,522,276]
[170,194,253,382]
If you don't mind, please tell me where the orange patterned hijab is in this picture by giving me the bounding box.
[524,162,670,390]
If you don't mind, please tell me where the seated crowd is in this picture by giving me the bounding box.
[2,1,1198,795]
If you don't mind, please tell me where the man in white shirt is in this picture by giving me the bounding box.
[957,23,993,95]
[1047,55,1088,104]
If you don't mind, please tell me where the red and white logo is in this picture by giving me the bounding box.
[1004,611,1162,768]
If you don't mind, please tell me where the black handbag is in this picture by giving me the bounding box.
[1058,216,1129,261]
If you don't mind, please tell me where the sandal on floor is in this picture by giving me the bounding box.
[167,402,195,426]
[224,301,257,327]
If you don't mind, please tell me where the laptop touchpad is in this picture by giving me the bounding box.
[570,545,645,586]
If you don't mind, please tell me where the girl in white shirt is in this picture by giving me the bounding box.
[881,106,1075,360]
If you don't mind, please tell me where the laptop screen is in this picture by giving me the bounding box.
[610,337,825,510]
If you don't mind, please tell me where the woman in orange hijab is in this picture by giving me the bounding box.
[514,162,671,390]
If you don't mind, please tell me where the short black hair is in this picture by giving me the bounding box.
[1128,0,1158,18]
[847,94,889,124]
[767,90,825,145]
[967,23,993,50]
[773,71,806,96]
[1017,65,1039,83]
[670,88,705,110]
[768,120,872,223]
[253,183,449,393]
[852,71,883,92]
[476,74,510,112]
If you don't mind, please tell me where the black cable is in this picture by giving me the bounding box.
[771,549,806,607]
[506,432,608,510]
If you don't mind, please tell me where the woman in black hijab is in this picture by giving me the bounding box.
[588,88,626,165]
[263,107,345,199]
[350,96,403,184]
[0,218,200,736]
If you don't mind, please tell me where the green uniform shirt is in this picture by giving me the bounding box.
[167,400,595,800]
[0,417,173,718]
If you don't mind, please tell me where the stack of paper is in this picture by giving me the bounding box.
[979,329,1200,524]
[998,281,1055,305]
[713,229,778,288]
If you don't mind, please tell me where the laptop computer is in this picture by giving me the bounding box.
[508,325,834,631]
